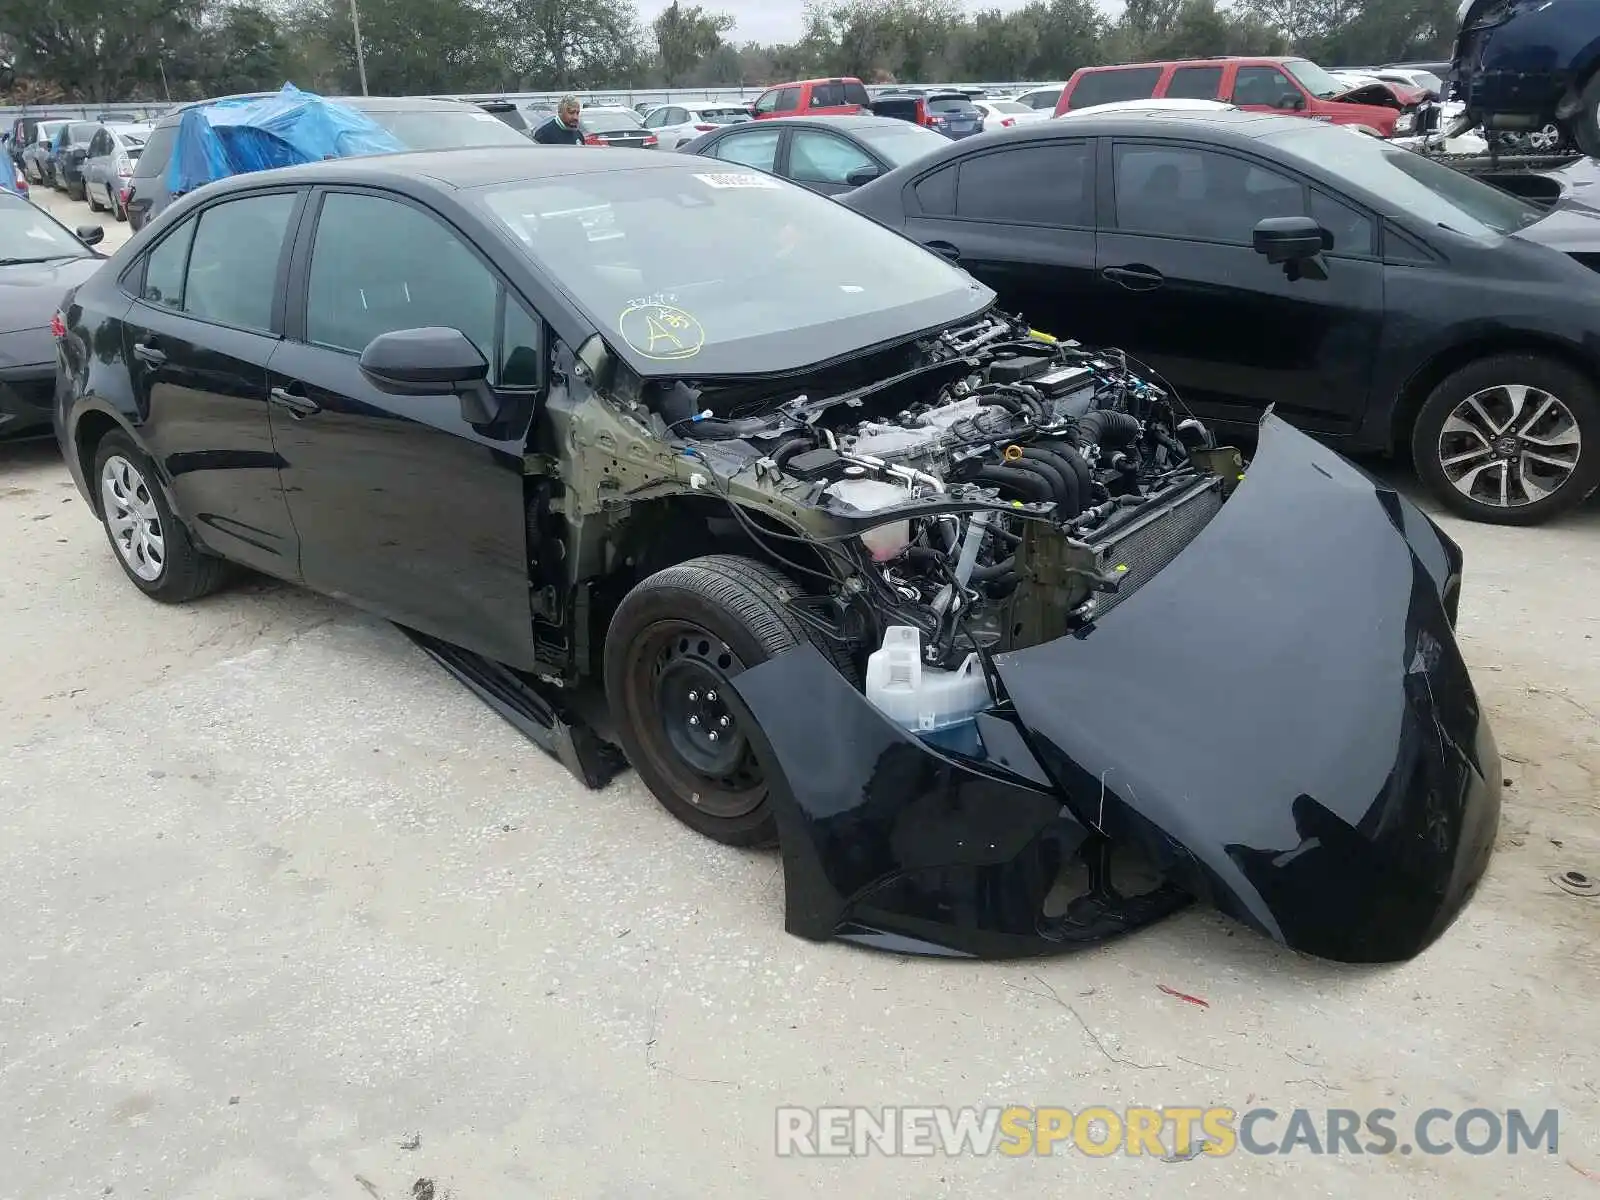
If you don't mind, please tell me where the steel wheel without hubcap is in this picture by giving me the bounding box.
[1437,383,1582,509]
[623,620,764,819]
[100,455,166,581]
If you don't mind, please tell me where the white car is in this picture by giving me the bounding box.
[642,102,754,150]
[1012,84,1067,112]
[972,99,1050,129]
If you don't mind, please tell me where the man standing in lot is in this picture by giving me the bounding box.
[535,95,586,145]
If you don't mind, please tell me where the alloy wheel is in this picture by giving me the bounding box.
[1529,122,1563,151]
[1437,383,1582,509]
[99,455,166,581]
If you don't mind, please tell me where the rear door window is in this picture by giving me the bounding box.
[811,82,844,107]
[709,127,782,172]
[1068,68,1164,109]
[1166,66,1224,100]
[843,80,871,106]
[181,192,298,332]
[955,142,1094,227]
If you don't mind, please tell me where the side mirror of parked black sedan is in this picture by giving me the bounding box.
[845,165,883,187]
[75,224,104,246]
[1252,216,1333,281]
[359,327,498,423]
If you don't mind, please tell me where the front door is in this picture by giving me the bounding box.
[269,187,541,668]
[1093,139,1384,437]
[901,138,1101,342]
[120,189,303,577]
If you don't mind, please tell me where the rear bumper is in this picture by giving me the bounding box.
[0,365,55,439]
[730,416,1499,964]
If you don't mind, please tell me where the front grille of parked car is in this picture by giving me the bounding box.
[1083,475,1226,622]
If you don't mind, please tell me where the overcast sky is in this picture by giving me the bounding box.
[638,0,1053,45]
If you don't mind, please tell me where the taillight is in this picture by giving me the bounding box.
[584,133,604,145]
[1001,117,1016,127]
[694,123,715,131]
[50,311,66,340]
[915,99,931,125]
[642,135,658,146]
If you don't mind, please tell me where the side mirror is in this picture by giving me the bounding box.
[359,327,499,423]
[1252,216,1333,281]
[845,164,883,187]
[1279,92,1306,111]
[75,224,104,246]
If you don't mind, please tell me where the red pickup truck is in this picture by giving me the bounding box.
[1053,57,1428,138]
[748,77,981,136]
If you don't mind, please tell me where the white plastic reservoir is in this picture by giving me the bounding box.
[864,625,992,744]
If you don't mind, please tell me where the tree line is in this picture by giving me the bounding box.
[0,0,1463,104]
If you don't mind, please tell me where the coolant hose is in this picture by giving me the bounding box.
[970,556,1014,581]
[771,438,813,471]
[1076,409,1142,449]
[972,466,1053,504]
[1018,447,1082,518]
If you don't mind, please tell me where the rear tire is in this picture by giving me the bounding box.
[91,431,231,602]
[1411,354,1600,526]
[605,554,858,847]
[86,186,103,212]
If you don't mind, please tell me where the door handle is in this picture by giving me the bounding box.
[1101,265,1165,291]
[131,341,166,366]
[269,385,321,418]
[924,239,962,262]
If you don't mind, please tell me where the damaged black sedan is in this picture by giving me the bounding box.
[53,148,1500,964]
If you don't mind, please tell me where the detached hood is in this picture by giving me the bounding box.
[1328,82,1411,108]
[1515,201,1600,253]
[0,256,102,338]
[994,415,1500,963]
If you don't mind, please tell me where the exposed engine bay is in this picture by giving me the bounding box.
[552,310,1242,679]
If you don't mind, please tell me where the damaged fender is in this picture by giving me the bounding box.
[733,416,1500,963]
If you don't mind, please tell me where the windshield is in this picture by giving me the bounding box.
[477,166,990,376]
[584,110,644,133]
[1285,59,1346,100]
[854,122,950,165]
[1270,126,1544,238]
[363,108,531,150]
[0,196,91,261]
[131,123,178,177]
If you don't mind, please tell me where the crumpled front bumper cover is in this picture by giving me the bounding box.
[731,416,1501,963]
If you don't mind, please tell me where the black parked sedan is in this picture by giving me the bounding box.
[52,148,1499,964]
[843,110,1600,524]
[0,192,104,439]
[681,115,950,195]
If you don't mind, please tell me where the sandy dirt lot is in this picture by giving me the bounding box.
[0,203,1596,1197]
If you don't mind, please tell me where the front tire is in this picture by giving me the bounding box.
[605,554,858,847]
[86,184,103,212]
[1573,72,1600,158]
[1412,354,1599,525]
[92,432,230,602]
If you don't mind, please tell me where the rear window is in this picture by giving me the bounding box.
[1166,66,1224,100]
[988,100,1033,114]
[131,122,179,178]
[584,111,643,133]
[482,106,529,132]
[853,122,950,166]
[1068,67,1164,109]
[363,107,531,149]
[697,108,749,124]
[927,98,979,114]
[69,122,99,141]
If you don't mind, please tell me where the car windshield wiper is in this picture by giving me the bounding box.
[0,253,84,266]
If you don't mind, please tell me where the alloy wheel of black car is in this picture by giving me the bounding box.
[605,554,859,847]
[92,432,231,603]
[1413,354,1600,525]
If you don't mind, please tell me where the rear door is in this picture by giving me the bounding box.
[268,187,541,667]
[900,138,1099,339]
[119,188,305,577]
[1092,138,1384,436]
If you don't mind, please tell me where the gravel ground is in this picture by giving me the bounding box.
[1,191,1597,1198]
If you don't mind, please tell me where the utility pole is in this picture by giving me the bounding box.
[350,0,370,95]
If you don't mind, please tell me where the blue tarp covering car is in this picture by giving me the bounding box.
[167,83,406,197]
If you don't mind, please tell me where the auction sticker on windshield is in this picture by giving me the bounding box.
[694,172,780,189]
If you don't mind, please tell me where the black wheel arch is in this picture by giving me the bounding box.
[1389,333,1600,455]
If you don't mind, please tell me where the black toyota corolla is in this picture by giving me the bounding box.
[53,148,1500,963]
